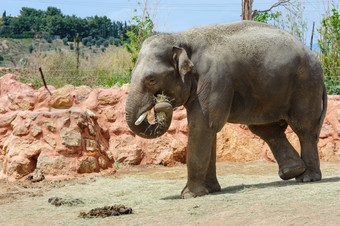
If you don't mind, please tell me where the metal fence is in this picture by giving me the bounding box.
[0,67,339,93]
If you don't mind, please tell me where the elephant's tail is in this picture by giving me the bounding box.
[317,84,328,140]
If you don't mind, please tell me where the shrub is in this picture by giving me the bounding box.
[62,37,68,45]
[108,37,115,45]
[82,37,89,46]
[46,37,53,43]
[103,40,109,47]
[28,44,34,53]
[114,38,121,46]
[0,55,3,61]
[95,40,101,48]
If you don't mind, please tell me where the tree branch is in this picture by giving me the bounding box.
[251,0,292,20]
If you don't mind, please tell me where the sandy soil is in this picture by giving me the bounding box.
[0,160,339,225]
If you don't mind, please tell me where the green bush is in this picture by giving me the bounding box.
[97,70,131,88]
[0,55,4,61]
[46,37,53,43]
[318,8,340,95]
[28,44,34,53]
[103,40,109,47]
[95,40,101,48]
[62,37,68,45]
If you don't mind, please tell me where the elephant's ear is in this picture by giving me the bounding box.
[172,46,194,82]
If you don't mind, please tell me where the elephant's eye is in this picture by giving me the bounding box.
[146,76,157,86]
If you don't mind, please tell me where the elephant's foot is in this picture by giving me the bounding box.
[181,184,209,199]
[279,161,306,180]
[205,179,221,193]
[295,168,321,182]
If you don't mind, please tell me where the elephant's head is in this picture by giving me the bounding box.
[125,36,194,139]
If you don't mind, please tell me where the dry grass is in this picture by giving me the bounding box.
[0,161,339,225]
[18,46,133,89]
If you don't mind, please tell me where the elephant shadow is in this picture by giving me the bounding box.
[160,177,340,200]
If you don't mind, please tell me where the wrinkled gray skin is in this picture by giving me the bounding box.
[125,21,327,199]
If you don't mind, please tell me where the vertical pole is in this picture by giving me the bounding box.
[310,21,315,50]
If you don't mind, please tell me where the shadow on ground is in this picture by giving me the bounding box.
[161,176,340,200]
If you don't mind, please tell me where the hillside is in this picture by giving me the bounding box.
[0,37,132,89]
[0,38,69,67]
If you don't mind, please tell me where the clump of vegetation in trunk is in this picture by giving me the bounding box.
[154,93,171,128]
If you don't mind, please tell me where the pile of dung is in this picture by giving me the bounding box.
[48,197,84,207]
[79,205,133,218]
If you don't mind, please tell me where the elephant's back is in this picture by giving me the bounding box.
[180,21,305,56]
[180,21,281,46]
[183,21,273,37]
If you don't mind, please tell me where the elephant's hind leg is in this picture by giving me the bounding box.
[248,121,306,180]
[287,86,324,182]
[289,117,322,182]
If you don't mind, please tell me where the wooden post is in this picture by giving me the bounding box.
[310,21,315,50]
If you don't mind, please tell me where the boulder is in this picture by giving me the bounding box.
[50,85,75,109]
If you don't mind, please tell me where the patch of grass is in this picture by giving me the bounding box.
[12,46,132,89]
[97,70,131,88]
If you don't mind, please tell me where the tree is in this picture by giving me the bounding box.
[0,6,130,42]
[251,0,307,43]
[46,15,64,36]
[126,1,155,70]
[242,0,254,20]
[46,7,62,17]
[318,8,340,94]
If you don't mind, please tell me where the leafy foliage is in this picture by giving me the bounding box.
[0,7,129,45]
[317,8,340,94]
[253,11,281,23]
[252,1,307,43]
[125,2,155,71]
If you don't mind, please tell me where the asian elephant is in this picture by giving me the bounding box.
[125,21,327,198]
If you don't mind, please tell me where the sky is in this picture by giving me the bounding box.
[0,0,338,42]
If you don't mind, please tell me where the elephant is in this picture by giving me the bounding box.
[125,21,327,199]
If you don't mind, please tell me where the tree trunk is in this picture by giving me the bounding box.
[242,0,254,20]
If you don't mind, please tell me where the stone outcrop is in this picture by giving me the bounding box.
[0,73,339,180]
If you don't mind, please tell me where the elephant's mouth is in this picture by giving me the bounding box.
[126,94,174,139]
[135,101,173,127]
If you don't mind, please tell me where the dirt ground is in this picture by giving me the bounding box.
[0,160,339,225]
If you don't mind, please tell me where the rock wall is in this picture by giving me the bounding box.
[0,74,339,180]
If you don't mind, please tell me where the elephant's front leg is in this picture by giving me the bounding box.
[181,105,220,198]
[205,133,221,193]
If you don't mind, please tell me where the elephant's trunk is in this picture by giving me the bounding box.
[125,91,173,139]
